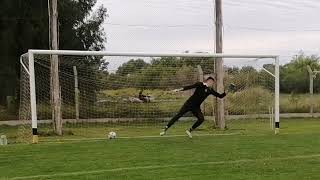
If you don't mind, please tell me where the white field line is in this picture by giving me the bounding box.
[41,132,241,143]
[8,154,320,180]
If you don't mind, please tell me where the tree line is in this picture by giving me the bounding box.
[99,53,320,93]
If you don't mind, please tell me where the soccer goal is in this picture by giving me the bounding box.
[19,50,279,143]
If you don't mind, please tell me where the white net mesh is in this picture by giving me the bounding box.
[19,53,276,142]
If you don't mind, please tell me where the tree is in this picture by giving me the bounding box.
[116,59,148,76]
[0,0,49,106]
[230,66,259,90]
[0,0,107,114]
[280,53,320,93]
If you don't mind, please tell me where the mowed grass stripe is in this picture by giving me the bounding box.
[9,154,320,180]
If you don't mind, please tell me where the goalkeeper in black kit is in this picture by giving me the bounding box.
[160,77,226,138]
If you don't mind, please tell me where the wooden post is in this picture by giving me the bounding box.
[307,65,314,116]
[215,0,225,129]
[49,0,62,135]
[310,73,314,116]
[73,66,80,121]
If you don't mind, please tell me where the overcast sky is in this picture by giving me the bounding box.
[94,0,320,69]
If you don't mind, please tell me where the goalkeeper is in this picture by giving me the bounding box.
[160,77,226,138]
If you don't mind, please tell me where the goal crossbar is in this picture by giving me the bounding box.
[28,49,278,58]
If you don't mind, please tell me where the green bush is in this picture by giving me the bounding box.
[280,94,320,113]
[226,87,273,115]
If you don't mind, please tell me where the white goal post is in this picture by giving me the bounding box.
[23,49,280,143]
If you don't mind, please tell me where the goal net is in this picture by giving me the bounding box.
[18,50,279,143]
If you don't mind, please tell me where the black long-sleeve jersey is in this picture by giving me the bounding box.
[182,82,226,107]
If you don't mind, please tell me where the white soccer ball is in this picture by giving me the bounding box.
[108,131,117,139]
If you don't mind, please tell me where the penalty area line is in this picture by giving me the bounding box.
[41,132,241,143]
[8,154,320,180]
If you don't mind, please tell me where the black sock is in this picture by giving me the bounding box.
[189,128,193,132]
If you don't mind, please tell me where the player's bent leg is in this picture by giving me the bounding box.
[166,107,188,128]
[160,113,182,136]
[160,106,189,136]
[190,117,204,130]
[186,108,204,138]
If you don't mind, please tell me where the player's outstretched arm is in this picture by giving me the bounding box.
[209,89,226,98]
[172,82,201,92]
[172,88,183,92]
[182,82,202,91]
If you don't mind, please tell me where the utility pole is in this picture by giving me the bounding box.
[215,0,225,129]
[307,65,320,116]
[48,0,62,135]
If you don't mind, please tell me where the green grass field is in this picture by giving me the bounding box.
[1,118,320,180]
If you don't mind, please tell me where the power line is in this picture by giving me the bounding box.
[102,22,320,32]
[103,22,214,28]
[225,25,320,32]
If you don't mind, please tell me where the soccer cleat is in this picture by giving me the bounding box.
[186,130,192,138]
[160,129,167,136]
